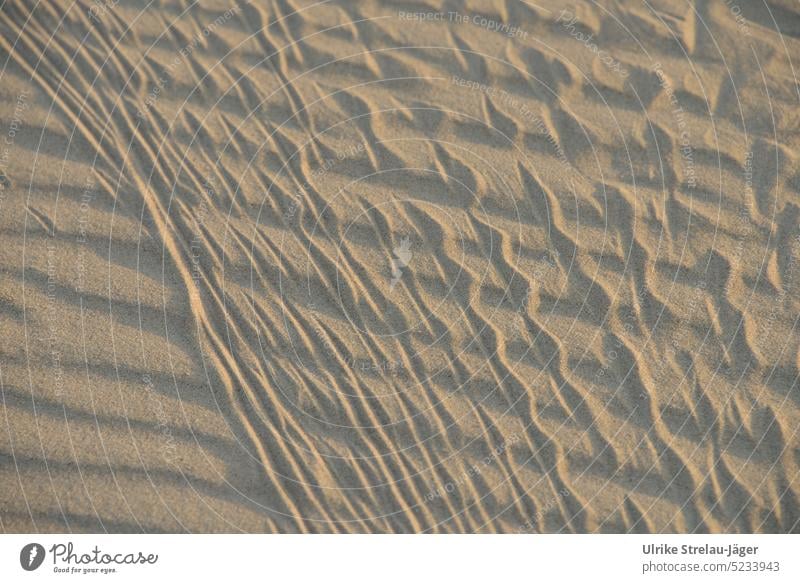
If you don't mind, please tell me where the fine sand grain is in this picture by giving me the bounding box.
[1,0,799,533]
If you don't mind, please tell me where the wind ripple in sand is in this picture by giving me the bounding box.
[0,0,799,533]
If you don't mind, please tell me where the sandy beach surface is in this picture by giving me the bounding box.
[1,0,799,533]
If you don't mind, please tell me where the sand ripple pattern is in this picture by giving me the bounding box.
[1,0,799,532]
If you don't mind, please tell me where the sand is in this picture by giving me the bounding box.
[0,0,799,533]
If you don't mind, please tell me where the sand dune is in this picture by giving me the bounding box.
[1,0,799,533]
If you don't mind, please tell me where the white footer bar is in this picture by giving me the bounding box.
[1,534,796,582]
